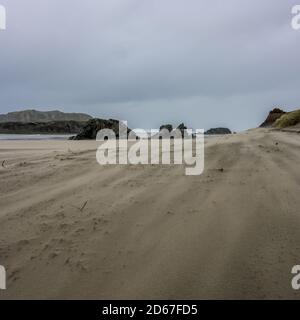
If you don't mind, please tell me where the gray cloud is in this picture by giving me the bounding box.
[0,0,300,130]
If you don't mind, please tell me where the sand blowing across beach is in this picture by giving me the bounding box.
[0,129,299,299]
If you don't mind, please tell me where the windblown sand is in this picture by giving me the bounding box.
[0,129,299,299]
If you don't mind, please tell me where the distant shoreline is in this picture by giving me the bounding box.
[0,133,227,141]
[0,134,75,141]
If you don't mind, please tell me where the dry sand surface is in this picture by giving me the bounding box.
[0,129,299,299]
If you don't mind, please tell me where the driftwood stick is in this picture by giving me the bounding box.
[80,201,88,212]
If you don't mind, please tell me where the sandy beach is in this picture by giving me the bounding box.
[0,129,299,299]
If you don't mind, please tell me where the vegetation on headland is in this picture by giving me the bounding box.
[273,109,300,128]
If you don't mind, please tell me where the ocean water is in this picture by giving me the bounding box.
[0,134,74,141]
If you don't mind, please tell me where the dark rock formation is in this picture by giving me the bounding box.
[176,123,189,137]
[70,118,132,140]
[159,124,173,132]
[0,121,86,134]
[205,128,232,135]
[152,123,191,139]
[260,108,286,127]
[177,123,187,133]
[0,109,92,123]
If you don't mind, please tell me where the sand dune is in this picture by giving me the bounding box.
[0,129,299,299]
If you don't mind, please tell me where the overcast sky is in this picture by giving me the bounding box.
[0,0,300,130]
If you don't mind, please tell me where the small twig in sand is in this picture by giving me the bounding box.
[80,201,88,212]
[2,160,6,168]
[70,200,88,212]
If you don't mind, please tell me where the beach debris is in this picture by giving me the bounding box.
[80,201,88,212]
[218,168,224,172]
[71,200,88,212]
[1,160,6,168]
